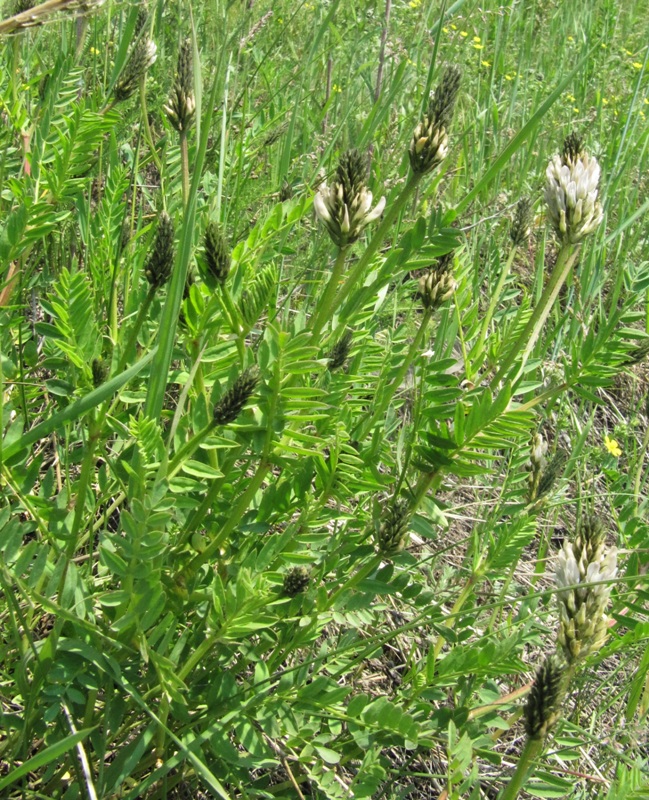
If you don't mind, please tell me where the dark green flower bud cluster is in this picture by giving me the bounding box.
[91,358,108,388]
[201,221,231,289]
[144,211,175,289]
[327,330,353,372]
[283,566,310,597]
[524,655,565,740]
[114,36,157,104]
[376,500,411,556]
[213,367,259,426]
[510,197,532,247]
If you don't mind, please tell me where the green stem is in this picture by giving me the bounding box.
[166,420,218,478]
[219,285,246,362]
[498,736,544,800]
[633,422,649,506]
[329,172,421,324]
[139,77,163,176]
[309,246,350,338]
[327,555,382,610]
[353,307,433,441]
[475,245,519,363]
[490,243,580,388]
[117,285,156,373]
[57,418,100,601]
[430,572,479,664]
[179,459,271,580]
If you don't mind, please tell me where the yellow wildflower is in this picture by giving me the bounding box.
[450,23,457,30]
[567,35,574,42]
[473,43,484,50]
[632,62,643,70]
[473,36,481,43]
[604,435,622,457]
[460,31,468,38]
[481,60,491,67]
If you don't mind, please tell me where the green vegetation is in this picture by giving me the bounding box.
[1,0,648,797]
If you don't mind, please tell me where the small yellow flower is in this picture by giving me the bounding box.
[450,23,457,30]
[90,46,99,55]
[505,74,514,81]
[573,107,579,113]
[624,48,633,56]
[567,35,574,42]
[644,98,649,105]
[409,0,422,8]
[481,60,491,67]
[632,62,643,70]
[332,83,342,94]
[460,31,468,38]
[442,26,449,33]
[604,435,622,457]
[601,42,607,49]
[566,93,576,102]
[473,36,481,43]
[473,43,484,50]
[602,97,609,105]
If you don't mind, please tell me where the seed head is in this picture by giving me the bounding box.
[114,37,157,104]
[283,566,310,597]
[327,330,353,371]
[213,367,259,426]
[144,211,175,289]
[202,221,231,289]
[510,197,533,247]
[313,149,386,247]
[555,515,617,664]
[376,499,411,556]
[544,133,603,244]
[409,67,461,176]
[164,39,196,133]
[524,655,566,740]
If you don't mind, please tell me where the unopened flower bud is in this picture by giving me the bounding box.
[113,37,157,104]
[409,66,461,175]
[524,655,565,740]
[327,330,353,371]
[164,39,196,133]
[417,256,457,311]
[510,197,532,247]
[283,566,310,597]
[314,149,385,247]
[144,211,175,289]
[376,499,411,556]
[213,367,259,426]
[202,221,231,289]
[92,358,108,387]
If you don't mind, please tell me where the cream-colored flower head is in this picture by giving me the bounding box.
[555,516,617,663]
[544,133,603,244]
[314,149,385,247]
